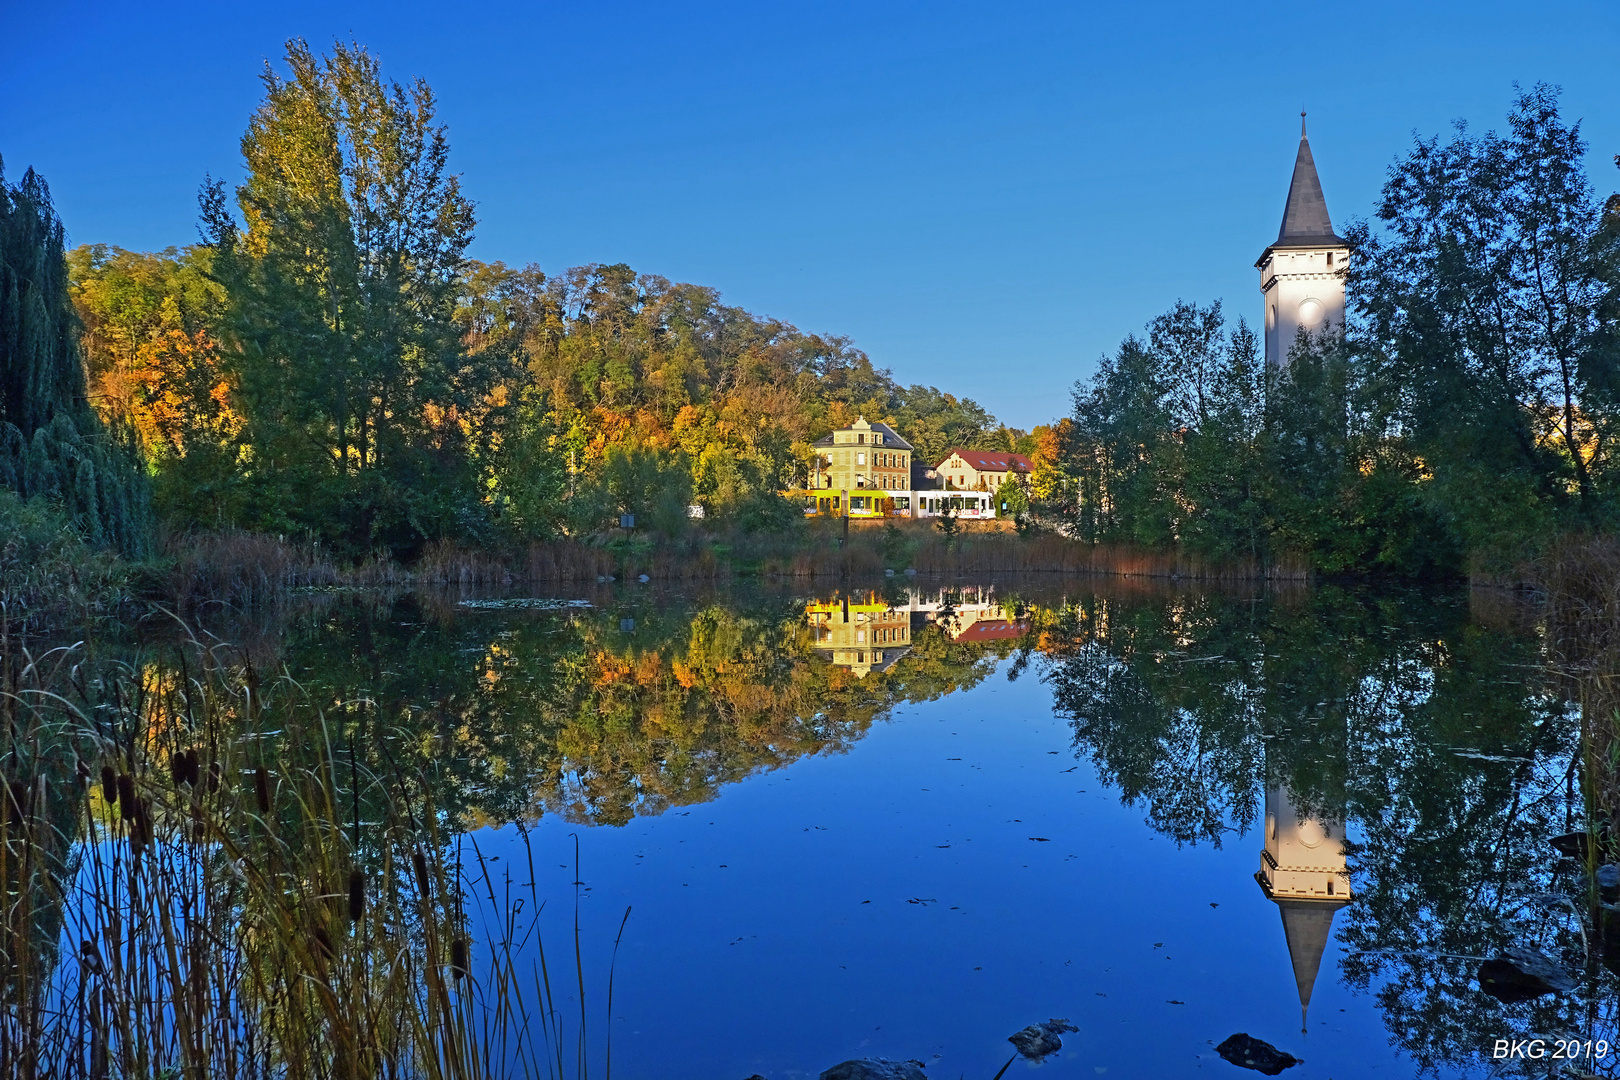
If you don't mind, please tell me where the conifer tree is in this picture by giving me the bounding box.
[0,158,149,555]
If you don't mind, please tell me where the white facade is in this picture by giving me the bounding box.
[1258,117,1350,368]
[1259,784,1352,903]
[1260,245,1348,368]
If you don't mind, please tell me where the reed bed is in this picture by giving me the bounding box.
[414,521,1310,585]
[1536,533,1620,826]
[164,530,417,612]
[0,620,598,1079]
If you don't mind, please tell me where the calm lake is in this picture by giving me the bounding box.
[181,577,1595,1078]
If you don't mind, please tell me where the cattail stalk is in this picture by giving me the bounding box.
[348,869,366,922]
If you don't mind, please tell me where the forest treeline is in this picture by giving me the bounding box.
[10,41,1020,564]
[1047,85,1620,576]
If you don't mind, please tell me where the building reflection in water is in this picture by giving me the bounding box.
[805,594,913,677]
[1256,782,1352,1033]
[805,587,1029,677]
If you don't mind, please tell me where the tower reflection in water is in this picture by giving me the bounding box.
[1257,782,1352,1033]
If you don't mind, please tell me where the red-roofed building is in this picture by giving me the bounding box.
[950,618,1031,643]
[934,448,1033,493]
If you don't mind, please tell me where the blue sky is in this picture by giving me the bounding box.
[4,1,1618,429]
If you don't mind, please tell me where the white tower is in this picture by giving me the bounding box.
[1257,115,1349,367]
[1256,782,1352,1033]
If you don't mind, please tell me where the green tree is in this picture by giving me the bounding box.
[1351,84,1620,566]
[993,474,1028,519]
[0,160,149,555]
[200,40,489,557]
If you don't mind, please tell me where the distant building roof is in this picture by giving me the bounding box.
[910,461,940,490]
[812,419,914,450]
[936,448,1033,473]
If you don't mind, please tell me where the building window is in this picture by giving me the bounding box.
[858,434,866,444]
[1326,252,1334,268]
[857,452,865,465]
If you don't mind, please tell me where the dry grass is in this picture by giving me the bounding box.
[413,521,1309,585]
[1534,533,1620,827]
[0,623,592,1080]
[164,530,409,610]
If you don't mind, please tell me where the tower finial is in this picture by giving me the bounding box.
[1301,110,1307,138]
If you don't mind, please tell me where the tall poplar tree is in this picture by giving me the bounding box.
[0,159,149,555]
[201,40,486,556]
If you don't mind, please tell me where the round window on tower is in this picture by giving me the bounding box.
[1297,819,1326,849]
[1266,304,1276,330]
[1297,298,1324,326]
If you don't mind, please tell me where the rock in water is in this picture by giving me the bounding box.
[1007,1018,1079,1061]
[1215,1034,1301,1075]
[818,1059,928,1080]
[1477,946,1576,1003]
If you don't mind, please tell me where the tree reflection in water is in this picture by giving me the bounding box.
[1037,584,1604,1076]
[246,580,1604,1075]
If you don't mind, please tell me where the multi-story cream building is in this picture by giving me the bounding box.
[807,417,915,516]
[1258,115,1349,368]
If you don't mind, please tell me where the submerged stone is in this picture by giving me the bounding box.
[819,1059,927,1080]
[1215,1034,1301,1075]
[1477,945,1576,1003]
[1007,1018,1078,1061]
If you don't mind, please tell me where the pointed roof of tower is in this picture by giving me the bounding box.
[1275,898,1346,1032]
[1263,114,1347,258]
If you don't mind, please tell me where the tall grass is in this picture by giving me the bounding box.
[0,621,601,1079]
[164,529,410,610]
[1536,534,1620,829]
[415,520,1311,585]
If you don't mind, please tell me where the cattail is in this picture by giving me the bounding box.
[348,869,366,921]
[4,780,27,827]
[449,938,469,979]
[170,751,187,786]
[413,850,431,897]
[253,768,270,814]
[129,804,147,858]
[184,749,201,786]
[206,760,222,793]
[313,925,335,963]
[100,765,117,805]
[116,774,137,820]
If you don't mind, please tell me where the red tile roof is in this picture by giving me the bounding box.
[936,449,1033,473]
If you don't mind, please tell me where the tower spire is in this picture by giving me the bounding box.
[1277,121,1339,245]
